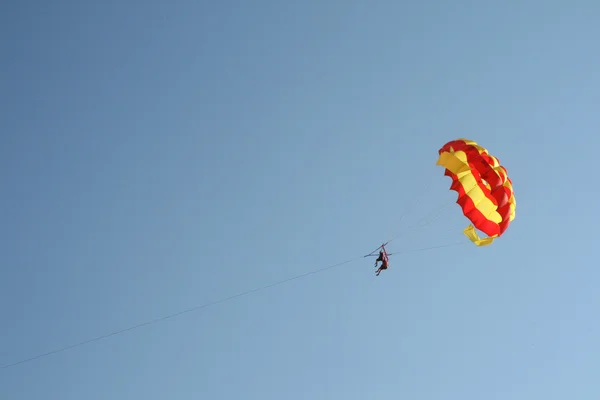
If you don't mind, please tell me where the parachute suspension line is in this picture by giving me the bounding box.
[409,178,491,233]
[386,180,468,245]
[407,199,454,230]
[381,174,446,245]
[396,174,444,224]
[387,239,470,257]
[364,243,388,258]
[364,175,446,258]
[385,201,453,244]
[372,178,490,256]
[364,193,456,258]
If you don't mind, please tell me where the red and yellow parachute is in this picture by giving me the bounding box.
[436,139,516,246]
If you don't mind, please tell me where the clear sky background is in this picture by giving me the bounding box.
[2,1,600,399]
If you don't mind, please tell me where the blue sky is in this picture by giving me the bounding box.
[2,0,600,399]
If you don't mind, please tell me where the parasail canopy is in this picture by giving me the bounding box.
[436,138,516,246]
